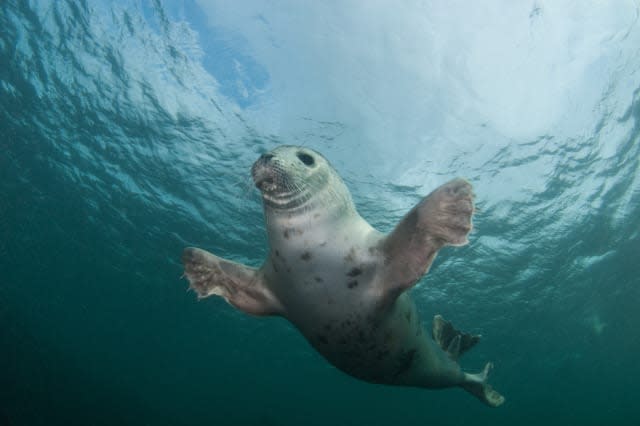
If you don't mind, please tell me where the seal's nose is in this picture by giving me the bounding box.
[260,153,274,162]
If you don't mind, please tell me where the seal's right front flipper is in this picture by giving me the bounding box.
[182,247,283,316]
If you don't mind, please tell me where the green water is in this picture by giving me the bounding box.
[1,1,639,425]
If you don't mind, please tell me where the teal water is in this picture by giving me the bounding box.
[1,1,640,425]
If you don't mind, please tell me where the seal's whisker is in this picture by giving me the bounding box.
[238,174,256,203]
[228,169,257,206]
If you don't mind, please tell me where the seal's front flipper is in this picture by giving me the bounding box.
[381,178,474,295]
[182,247,282,316]
[432,315,481,360]
[461,363,505,407]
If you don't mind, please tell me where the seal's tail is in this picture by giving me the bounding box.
[461,362,505,407]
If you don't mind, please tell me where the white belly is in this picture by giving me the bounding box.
[261,214,454,384]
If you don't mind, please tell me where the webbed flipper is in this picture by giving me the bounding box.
[182,247,282,316]
[462,363,505,407]
[431,315,503,407]
[381,178,475,297]
[432,314,481,360]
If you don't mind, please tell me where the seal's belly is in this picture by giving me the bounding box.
[293,292,430,385]
[263,224,441,384]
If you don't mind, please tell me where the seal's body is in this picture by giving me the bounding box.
[182,145,504,406]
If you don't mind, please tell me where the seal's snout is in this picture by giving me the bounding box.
[252,153,278,193]
[255,175,275,192]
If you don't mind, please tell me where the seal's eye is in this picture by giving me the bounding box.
[297,152,315,167]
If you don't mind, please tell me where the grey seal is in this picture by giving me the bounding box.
[182,145,504,407]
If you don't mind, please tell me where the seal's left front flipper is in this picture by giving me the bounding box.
[381,178,474,297]
[182,247,283,316]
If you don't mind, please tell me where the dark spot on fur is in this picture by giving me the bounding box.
[395,348,417,378]
[314,276,324,283]
[301,251,312,261]
[405,209,419,231]
[405,311,412,322]
[339,338,347,345]
[283,228,303,239]
[344,247,356,263]
[347,267,362,277]
[324,324,332,331]
[317,335,329,344]
[275,250,281,257]
[347,280,359,289]
[272,263,279,273]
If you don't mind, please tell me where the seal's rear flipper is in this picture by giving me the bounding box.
[182,247,283,316]
[380,178,474,300]
[432,315,481,360]
[461,363,505,407]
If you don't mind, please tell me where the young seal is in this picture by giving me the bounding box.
[182,145,504,407]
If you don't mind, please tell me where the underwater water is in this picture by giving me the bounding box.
[1,0,640,425]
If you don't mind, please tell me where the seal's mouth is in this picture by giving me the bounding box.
[255,175,277,192]
[251,152,302,200]
[251,159,279,193]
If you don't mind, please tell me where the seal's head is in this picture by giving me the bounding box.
[251,145,353,214]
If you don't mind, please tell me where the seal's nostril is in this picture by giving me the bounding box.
[261,153,274,162]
